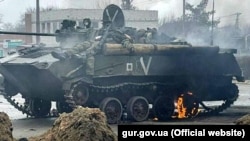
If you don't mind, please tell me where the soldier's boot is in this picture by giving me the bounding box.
[51,51,69,60]
[121,39,134,52]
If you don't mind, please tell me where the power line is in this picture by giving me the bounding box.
[216,13,241,19]
[215,12,242,30]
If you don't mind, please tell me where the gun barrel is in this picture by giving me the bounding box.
[0,31,55,36]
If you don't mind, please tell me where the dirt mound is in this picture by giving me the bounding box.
[234,114,250,125]
[29,107,117,141]
[0,112,15,141]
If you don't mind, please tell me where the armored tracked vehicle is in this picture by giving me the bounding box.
[0,4,244,124]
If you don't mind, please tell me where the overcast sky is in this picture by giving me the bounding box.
[0,0,250,26]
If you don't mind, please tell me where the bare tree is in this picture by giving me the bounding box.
[1,23,15,31]
[0,15,14,31]
[9,6,59,32]
[121,0,136,10]
[159,0,221,45]
[96,0,120,9]
[185,0,219,27]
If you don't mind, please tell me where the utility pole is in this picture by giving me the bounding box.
[235,12,241,30]
[36,0,40,44]
[218,13,242,30]
[210,0,214,46]
[182,0,186,37]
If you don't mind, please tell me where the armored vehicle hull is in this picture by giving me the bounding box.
[0,43,244,123]
[0,4,244,124]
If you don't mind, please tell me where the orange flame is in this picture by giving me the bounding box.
[176,91,199,118]
[177,94,186,118]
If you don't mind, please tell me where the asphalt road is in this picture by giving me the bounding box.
[0,82,250,139]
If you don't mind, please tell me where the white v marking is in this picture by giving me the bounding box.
[140,57,152,75]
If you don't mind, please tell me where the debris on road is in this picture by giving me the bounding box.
[0,112,15,141]
[234,114,250,125]
[28,107,117,141]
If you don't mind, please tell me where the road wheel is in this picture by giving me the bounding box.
[71,84,89,106]
[153,96,175,121]
[29,98,51,117]
[56,101,72,113]
[127,96,149,122]
[99,97,123,124]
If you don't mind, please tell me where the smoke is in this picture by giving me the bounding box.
[143,0,198,24]
[148,1,183,24]
[51,0,250,27]
[210,0,248,26]
[133,0,250,48]
[207,0,250,27]
[133,0,250,27]
[132,0,199,24]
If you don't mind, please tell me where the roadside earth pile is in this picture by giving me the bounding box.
[0,112,16,141]
[234,114,250,125]
[28,107,117,141]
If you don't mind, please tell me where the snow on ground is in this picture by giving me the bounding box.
[0,94,56,120]
[0,83,250,120]
[0,94,27,119]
